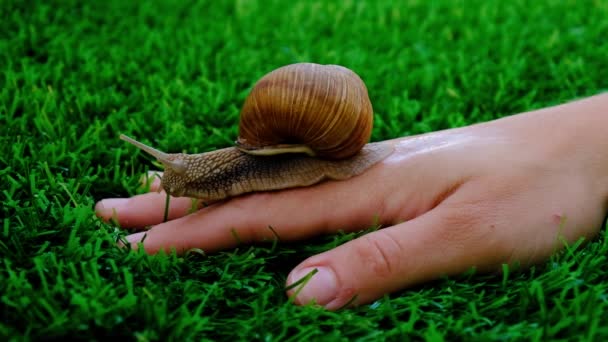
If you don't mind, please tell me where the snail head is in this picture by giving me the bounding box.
[119,134,189,197]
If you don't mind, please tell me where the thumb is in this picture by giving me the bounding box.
[285,207,505,310]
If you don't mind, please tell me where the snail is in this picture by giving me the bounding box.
[120,63,394,202]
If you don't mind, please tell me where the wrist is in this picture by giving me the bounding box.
[539,93,608,201]
[495,93,608,202]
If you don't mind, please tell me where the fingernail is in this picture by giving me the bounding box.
[126,231,146,244]
[288,267,338,306]
[95,198,128,218]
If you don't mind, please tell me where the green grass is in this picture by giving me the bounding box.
[1,0,608,340]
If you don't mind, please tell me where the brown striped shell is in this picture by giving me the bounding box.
[235,63,374,160]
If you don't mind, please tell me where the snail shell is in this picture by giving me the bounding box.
[236,63,373,159]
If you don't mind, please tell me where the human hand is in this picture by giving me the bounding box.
[95,94,608,310]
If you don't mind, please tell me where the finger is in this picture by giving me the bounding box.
[284,199,508,310]
[95,171,211,229]
[95,192,205,229]
[121,161,405,254]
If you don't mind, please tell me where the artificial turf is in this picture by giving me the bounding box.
[1,0,608,340]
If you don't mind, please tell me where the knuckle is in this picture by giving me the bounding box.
[440,201,488,239]
[437,199,510,262]
[231,193,274,231]
[234,217,274,244]
[356,231,404,278]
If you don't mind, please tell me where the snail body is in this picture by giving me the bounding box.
[121,63,394,202]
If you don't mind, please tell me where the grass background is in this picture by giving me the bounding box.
[1,0,608,340]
